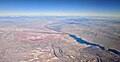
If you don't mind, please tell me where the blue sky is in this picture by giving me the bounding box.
[0,0,120,16]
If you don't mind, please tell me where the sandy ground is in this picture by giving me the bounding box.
[0,17,120,62]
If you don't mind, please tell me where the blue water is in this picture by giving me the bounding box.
[69,34,120,56]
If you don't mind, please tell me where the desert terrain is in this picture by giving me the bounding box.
[0,16,120,62]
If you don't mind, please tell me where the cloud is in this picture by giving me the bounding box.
[0,11,119,17]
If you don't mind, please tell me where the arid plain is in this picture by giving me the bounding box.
[0,16,120,62]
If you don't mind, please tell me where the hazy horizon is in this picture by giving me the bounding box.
[0,0,120,17]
